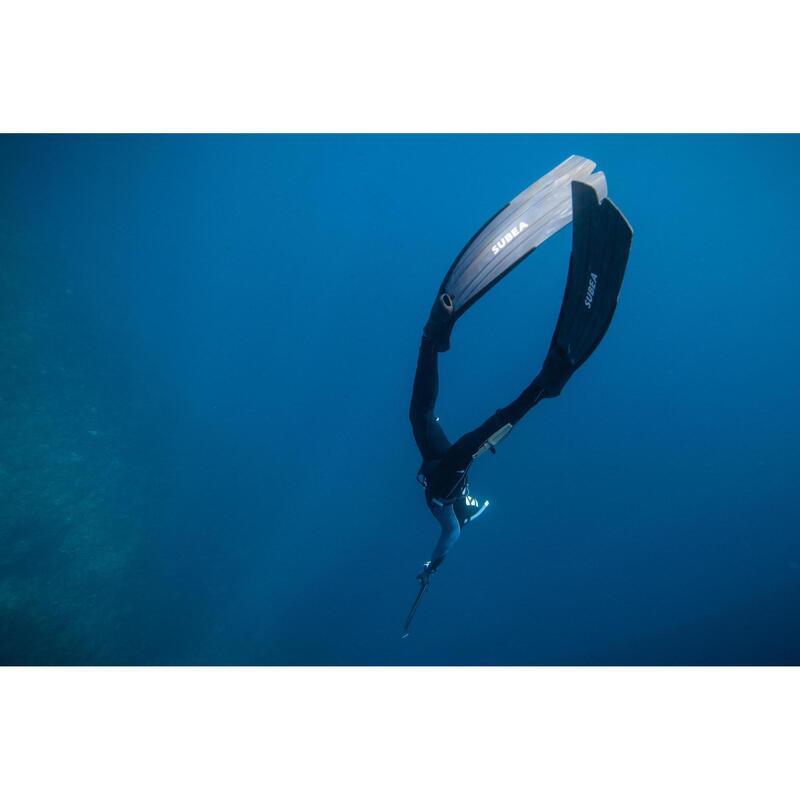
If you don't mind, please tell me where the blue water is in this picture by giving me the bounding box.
[1,134,798,665]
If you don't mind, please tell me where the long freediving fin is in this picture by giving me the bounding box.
[536,180,633,397]
[438,156,607,321]
[401,580,431,638]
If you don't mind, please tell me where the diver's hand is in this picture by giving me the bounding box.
[416,562,436,585]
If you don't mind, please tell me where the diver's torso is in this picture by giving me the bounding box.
[419,457,470,509]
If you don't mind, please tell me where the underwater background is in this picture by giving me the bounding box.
[1,134,798,665]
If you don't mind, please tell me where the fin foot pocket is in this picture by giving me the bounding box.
[423,293,455,352]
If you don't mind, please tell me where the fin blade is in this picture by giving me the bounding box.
[439,156,606,320]
[557,182,632,363]
[541,181,633,390]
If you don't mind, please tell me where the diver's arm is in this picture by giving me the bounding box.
[426,503,461,573]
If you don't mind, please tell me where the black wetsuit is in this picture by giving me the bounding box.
[409,334,570,570]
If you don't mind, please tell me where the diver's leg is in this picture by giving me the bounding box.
[409,335,451,460]
[433,374,549,477]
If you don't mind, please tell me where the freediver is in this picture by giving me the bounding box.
[404,158,633,635]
